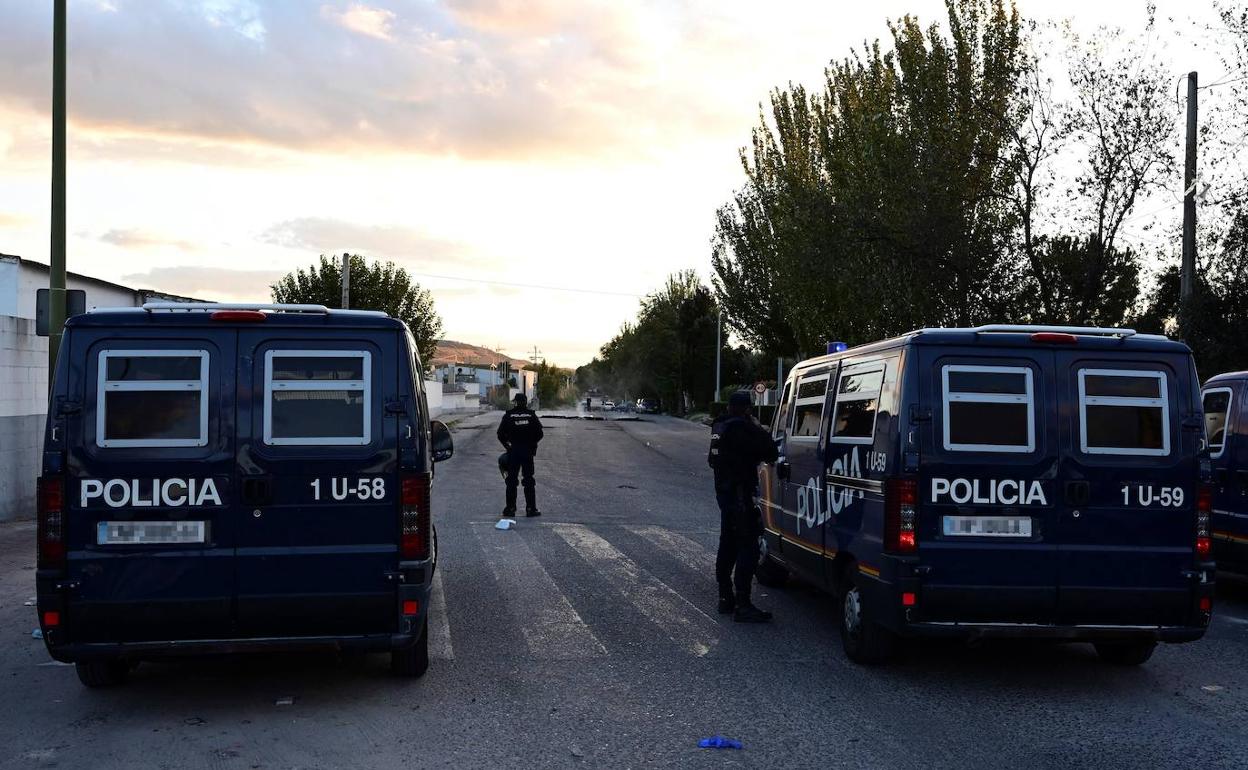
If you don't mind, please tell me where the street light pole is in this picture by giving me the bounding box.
[1180,71,1198,312]
[714,309,722,403]
[48,0,67,378]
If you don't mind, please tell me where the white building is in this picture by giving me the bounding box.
[0,254,201,521]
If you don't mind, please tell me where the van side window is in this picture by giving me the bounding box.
[790,373,829,439]
[942,365,1035,453]
[772,381,793,436]
[265,351,372,446]
[830,366,884,443]
[97,350,209,448]
[1078,369,1169,456]
[1203,387,1233,458]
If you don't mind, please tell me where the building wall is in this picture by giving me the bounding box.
[0,316,49,520]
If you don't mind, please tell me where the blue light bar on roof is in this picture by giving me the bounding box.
[827,341,849,354]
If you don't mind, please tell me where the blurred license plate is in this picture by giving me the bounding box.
[98,521,205,545]
[942,516,1031,537]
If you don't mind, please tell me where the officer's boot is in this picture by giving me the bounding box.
[717,584,736,615]
[733,586,773,623]
[523,483,541,517]
[503,485,517,518]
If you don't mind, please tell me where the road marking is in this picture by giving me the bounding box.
[472,524,606,659]
[624,524,715,576]
[553,523,717,657]
[1218,614,1248,626]
[428,568,454,661]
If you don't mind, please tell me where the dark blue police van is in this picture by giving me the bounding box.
[1201,371,1248,572]
[757,325,1214,665]
[35,303,453,686]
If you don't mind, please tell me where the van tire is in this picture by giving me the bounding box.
[756,553,790,588]
[1094,641,1156,666]
[839,573,896,665]
[391,619,430,678]
[75,659,129,688]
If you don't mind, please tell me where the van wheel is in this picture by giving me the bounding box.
[839,575,896,665]
[756,553,789,588]
[1094,641,1156,666]
[75,659,129,688]
[391,619,430,678]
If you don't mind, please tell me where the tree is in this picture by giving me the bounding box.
[712,0,1027,354]
[271,254,443,370]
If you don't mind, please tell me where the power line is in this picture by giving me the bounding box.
[411,272,645,299]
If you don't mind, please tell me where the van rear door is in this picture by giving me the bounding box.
[234,329,400,637]
[919,348,1059,623]
[1053,352,1198,626]
[67,334,236,642]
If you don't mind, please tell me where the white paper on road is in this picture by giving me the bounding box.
[553,524,717,657]
[472,523,606,659]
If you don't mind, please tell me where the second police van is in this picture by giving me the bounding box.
[1201,371,1248,572]
[34,303,453,687]
[758,325,1214,665]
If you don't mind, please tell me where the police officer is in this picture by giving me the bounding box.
[708,390,779,622]
[498,393,545,517]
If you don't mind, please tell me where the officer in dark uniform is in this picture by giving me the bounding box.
[708,390,779,622]
[497,393,545,517]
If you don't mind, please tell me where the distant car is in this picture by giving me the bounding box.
[602,400,616,410]
[614,401,634,412]
[637,398,660,414]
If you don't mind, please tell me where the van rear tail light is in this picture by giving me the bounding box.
[400,472,431,560]
[37,475,66,569]
[1196,484,1212,560]
[884,477,918,554]
[1031,332,1078,344]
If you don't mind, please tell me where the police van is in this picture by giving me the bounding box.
[757,325,1214,665]
[34,303,453,687]
[1201,371,1248,572]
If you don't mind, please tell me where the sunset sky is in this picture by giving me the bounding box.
[0,1,1231,366]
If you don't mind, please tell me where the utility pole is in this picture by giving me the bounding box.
[340,254,351,309]
[1181,71,1198,309]
[48,0,67,377]
[714,309,722,404]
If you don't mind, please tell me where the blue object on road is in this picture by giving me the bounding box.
[698,736,743,750]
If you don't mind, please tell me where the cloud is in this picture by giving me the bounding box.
[260,216,477,266]
[0,0,761,160]
[0,212,31,228]
[120,265,284,300]
[325,3,396,41]
[97,228,199,251]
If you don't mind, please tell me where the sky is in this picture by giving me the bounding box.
[0,0,1236,367]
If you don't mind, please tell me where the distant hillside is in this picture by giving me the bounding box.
[432,340,531,371]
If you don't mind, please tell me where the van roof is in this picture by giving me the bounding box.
[792,324,1190,372]
[67,302,405,330]
[1204,371,1248,386]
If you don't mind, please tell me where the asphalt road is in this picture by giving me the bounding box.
[3,411,1248,768]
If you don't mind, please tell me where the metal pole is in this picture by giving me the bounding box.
[48,0,67,378]
[714,310,722,403]
[776,357,783,393]
[1181,71,1198,308]
[340,254,351,309]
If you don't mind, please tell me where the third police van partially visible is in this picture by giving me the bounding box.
[758,325,1214,665]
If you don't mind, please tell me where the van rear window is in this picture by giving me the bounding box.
[1203,388,1233,458]
[96,350,209,448]
[264,351,372,446]
[942,365,1035,453]
[1078,369,1169,456]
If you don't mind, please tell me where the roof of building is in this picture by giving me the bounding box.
[1,253,205,303]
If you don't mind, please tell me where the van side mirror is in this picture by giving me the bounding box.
[431,420,454,463]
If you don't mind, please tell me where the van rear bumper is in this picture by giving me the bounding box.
[899,621,1206,644]
[45,632,418,663]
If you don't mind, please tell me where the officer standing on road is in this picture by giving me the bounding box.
[708,391,779,622]
[498,393,545,518]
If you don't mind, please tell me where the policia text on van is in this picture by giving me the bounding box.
[34,303,454,687]
[756,325,1214,665]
